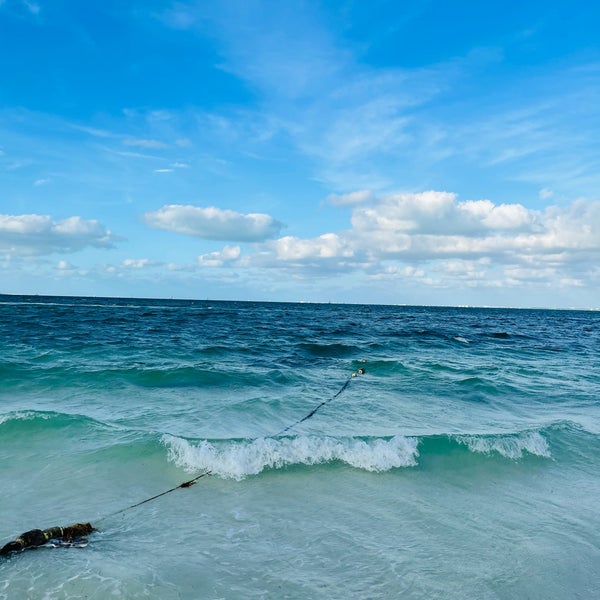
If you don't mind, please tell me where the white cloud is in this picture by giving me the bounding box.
[151,3,462,190]
[33,178,50,186]
[154,168,174,173]
[539,187,554,200]
[327,190,374,206]
[158,5,197,30]
[123,138,167,149]
[55,259,87,277]
[70,124,118,139]
[270,233,353,261]
[143,204,283,242]
[0,0,42,15]
[0,213,117,256]
[155,4,600,198]
[122,258,153,269]
[198,245,241,267]
[23,1,40,15]
[351,191,534,240]
[245,192,600,293]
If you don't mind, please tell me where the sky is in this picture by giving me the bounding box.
[1,0,599,308]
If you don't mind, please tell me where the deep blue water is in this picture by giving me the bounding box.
[1,295,599,598]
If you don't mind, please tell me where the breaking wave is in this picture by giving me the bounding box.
[161,428,558,480]
[162,434,420,479]
[456,431,550,459]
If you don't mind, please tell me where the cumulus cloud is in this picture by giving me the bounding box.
[351,191,534,238]
[247,191,599,294]
[346,190,590,261]
[136,193,598,297]
[143,204,283,242]
[198,245,241,267]
[122,258,153,269]
[270,233,353,261]
[56,260,75,270]
[0,213,117,256]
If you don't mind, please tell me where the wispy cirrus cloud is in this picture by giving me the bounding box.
[150,2,458,189]
[123,138,168,149]
[0,0,40,16]
[326,190,375,207]
[150,3,600,199]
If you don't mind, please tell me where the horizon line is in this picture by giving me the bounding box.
[0,292,597,312]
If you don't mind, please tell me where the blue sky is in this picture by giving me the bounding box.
[1,0,599,307]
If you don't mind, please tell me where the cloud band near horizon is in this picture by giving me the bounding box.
[2,192,598,299]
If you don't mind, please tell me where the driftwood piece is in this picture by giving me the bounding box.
[0,523,94,556]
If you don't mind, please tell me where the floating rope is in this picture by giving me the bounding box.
[95,470,212,524]
[1,364,365,557]
[273,366,365,437]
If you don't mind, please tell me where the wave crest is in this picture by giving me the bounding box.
[456,431,551,459]
[162,434,420,480]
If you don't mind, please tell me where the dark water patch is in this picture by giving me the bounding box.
[299,342,357,358]
[264,369,295,386]
[0,362,285,391]
[193,345,234,358]
[115,365,276,389]
[100,315,132,325]
[456,376,498,391]
[422,361,467,373]
[120,366,225,388]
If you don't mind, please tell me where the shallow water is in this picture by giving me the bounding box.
[1,296,599,598]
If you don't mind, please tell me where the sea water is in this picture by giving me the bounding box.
[0,295,599,599]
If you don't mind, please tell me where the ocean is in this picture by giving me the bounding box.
[0,295,599,599]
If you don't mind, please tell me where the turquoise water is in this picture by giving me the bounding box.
[1,295,599,598]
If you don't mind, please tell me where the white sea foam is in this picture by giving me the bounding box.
[0,410,51,425]
[162,434,420,480]
[456,431,551,459]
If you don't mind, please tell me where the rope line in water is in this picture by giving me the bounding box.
[102,365,364,522]
[272,368,363,437]
[95,470,212,524]
[1,364,365,557]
